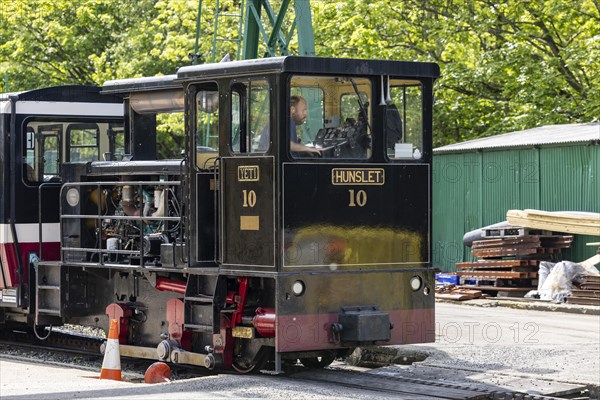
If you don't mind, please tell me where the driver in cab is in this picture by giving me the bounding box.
[259,95,321,155]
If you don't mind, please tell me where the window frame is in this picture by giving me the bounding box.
[384,79,425,163]
[193,81,220,171]
[22,117,123,185]
[288,74,373,162]
[65,123,100,162]
[37,124,62,179]
[228,78,271,156]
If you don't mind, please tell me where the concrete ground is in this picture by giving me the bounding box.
[421,301,599,385]
[362,300,600,395]
[0,360,375,400]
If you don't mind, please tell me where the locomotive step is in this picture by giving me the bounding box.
[183,323,213,332]
[184,296,214,303]
[37,308,61,316]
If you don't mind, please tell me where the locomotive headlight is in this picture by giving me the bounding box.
[410,276,422,291]
[292,280,305,296]
[66,188,80,207]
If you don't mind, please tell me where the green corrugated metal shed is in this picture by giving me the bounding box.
[432,123,600,272]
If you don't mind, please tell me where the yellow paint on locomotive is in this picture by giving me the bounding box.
[288,225,423,267]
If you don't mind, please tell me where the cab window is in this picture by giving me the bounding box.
[289,75,372,159]
[386,80,423,160]
[231,79,270,154]
[195,84,219,169]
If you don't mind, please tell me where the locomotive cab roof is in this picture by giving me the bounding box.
[177,56,441,81]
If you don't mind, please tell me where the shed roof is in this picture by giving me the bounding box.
[434,123,600,153]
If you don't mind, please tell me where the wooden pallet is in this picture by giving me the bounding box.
[456,260,538,271]
[457,271,537,279]
[435,286,483,301]
[567,280,600,306]
[457,234,576,297]
[580,283,600,290]
[580,275,600,284]
[472,236,541,248]
[566,296,600,306]
[459,267,538,274]
[571,289,600,298]
[472,246,560,258]
[539,236,574,248]
[459,285,535,293]
[482,226,551,238]
[459,276,535,287]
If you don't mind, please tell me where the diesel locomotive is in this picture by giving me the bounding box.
[1,56,440,372]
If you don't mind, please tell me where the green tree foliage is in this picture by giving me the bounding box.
[312,0,600,145]
[0,1,157,88]
[1,0,598,152]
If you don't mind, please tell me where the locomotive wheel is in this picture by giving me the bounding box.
[231,346,270,374]
[300,351,336,369]
[232,359,263,374]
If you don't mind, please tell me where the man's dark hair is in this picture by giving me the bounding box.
[290,95,305,108]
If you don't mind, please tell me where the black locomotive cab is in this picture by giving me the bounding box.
[180,57,439,367]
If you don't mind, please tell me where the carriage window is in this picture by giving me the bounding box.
[24,127,34,176]
[39,125,61,180]
[289,75,371,159]
[24,120,124,183]
[387,81,423,160]
[195,88,219,169]
[232,80,270,153]
[109,123,125,161]
[67,123,99,162]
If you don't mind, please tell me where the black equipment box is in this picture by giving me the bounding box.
[338,306,391,343]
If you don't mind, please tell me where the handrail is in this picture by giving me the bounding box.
[38,182,61,260]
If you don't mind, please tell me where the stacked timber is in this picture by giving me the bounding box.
[457,232,574,296]
[507,209,600,236]
[566,275,600,306]
[435,284,482,301]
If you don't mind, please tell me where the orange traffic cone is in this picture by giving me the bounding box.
[144,362,171,384]
[100,319,122,381]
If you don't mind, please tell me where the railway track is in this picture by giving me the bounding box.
[287,368,591,400]
[0,329,591,400]
[0,327,104,355]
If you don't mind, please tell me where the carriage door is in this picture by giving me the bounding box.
[221,79,275,268]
